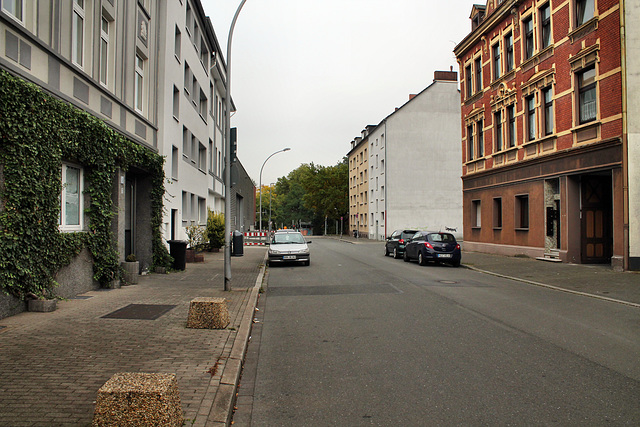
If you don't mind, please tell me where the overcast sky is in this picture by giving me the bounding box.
[202,0,475,186]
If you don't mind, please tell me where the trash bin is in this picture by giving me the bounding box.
[232,231,244,256]
[167,240,187,270]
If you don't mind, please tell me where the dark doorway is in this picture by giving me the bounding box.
[581,174,612,264]
[125,178,135,258]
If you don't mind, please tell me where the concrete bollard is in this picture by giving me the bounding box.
[186,297,230,329]
[92,372,183,426]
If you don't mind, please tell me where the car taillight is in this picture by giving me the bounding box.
[399,239,405,244]
[424,242,434,249]
[456,244,461,250]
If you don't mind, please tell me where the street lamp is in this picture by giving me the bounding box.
[259,148,290,233]
[268,182,275,236]
[224,0,247,291]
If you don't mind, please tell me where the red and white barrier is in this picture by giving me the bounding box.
[243,231,268,246]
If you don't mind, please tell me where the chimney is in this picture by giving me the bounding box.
[434,70,458,82]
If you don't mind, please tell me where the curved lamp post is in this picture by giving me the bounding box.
[259,148,290,233]
[224,0,247,291]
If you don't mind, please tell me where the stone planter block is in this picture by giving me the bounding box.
[186,297,229,329]
[28,299,57,312]
[92,372,183,427]
[121,261,139,285]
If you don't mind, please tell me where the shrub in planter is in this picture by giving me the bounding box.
[206,210,225,251]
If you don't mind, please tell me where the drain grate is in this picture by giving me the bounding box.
[439,280,458,284]
[101,304,176,320]
[72,295,93,300]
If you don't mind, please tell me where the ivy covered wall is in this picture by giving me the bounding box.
[0,69,171,300]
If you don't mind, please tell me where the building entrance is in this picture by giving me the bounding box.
[581,174,612,264]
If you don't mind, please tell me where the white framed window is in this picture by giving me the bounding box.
[472,199,482,228]
[99,16,110,86]
[72,0,85,67]
[60,164,84,232]
[174,25,181,61]
[576,0,594,27]
[134,53,144,112]
[2,0,24,23]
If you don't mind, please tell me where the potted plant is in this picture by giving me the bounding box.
[185,223,206,262]
[26,290,57,312]
[206,210,225,252]
[121,254,139,285]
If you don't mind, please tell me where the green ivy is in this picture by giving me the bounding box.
[0,69,171,299]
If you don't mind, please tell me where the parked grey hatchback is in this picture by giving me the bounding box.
[267,230,311,266]
[384,229,418,259]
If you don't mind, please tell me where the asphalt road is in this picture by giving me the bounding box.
[234,238,640,426]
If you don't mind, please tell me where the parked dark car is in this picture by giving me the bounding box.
[403,231,461,267]
[384,229,418,259]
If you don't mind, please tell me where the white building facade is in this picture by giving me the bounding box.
[157,0,228,242]
[368,71,463,240]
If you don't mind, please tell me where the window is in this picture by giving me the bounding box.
[184,63,191,96]
[576,0,594,27]
[543,87,554,135]
[199,89,207,118]
[505,32,514,72]
[526,95,536,141]
[198,143,206,171]
[60,164,84,231]
[172,85,180,119]
[523,16,534,60]
[578,66,596,124]
[200,41,209,69]
[495,110,503,151]
[540,4,551,49]
[99,16,110,86]
[175,25,181,61]
[475,57,482,93]
[465,64,472,97]
[472,200,482,228]
[191,135,197,164]
[182,192,188,223]
[467,125,474,161]
[72,0,85,67]
[2,0,24,22]
[182,126,189,158]
[185,2,193,35]
[516,195,530,229]
[209,140,214,173]
[477,120,484,157]
[493,198,502,228]
[134,54,144,112]
[507,105,516,148]
[171,146,179,180]
[492,43,501,80]
[198,198,206,225]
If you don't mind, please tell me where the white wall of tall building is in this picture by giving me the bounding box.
[157,0,227,242]
[369,79,462,240]
[625,0,640,267]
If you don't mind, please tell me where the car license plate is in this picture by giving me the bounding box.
[283,255,296,260]
[438,254,452,258]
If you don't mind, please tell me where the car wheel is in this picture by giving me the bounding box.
[418,252,427,266]
[304,260,310,266]
[393,247,400,259]
[403,251,410,262]
[384,245,389,257]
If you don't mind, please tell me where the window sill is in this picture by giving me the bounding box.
[569,17,599,43]
[471,226,481,230]
[515,228,529,232]
[490,69,515,90]
[464,91,484,106]
[520,45,554,73]
[173,115,179,123]
[493,227,502,231]
[572,121,600,144]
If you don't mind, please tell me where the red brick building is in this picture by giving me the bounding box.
[454,0,628,268]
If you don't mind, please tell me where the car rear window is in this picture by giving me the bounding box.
[429,233,456,243]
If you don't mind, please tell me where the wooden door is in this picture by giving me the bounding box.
[581,175,612,264]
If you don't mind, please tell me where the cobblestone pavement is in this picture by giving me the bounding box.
[0,247,266,427]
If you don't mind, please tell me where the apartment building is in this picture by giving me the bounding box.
[348,71,462,241]
[454,0,632,269]
[157,0,228,241]
[368,71,462,240]
[348,128,372,237]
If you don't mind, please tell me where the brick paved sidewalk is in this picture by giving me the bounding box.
[0,246,266,427]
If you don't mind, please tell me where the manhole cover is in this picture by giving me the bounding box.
[438,280,458,284]
[101,304,176,320]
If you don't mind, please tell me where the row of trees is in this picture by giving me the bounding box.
[257,158,349,235]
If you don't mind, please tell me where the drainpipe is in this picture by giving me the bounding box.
[620,0,629,270]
